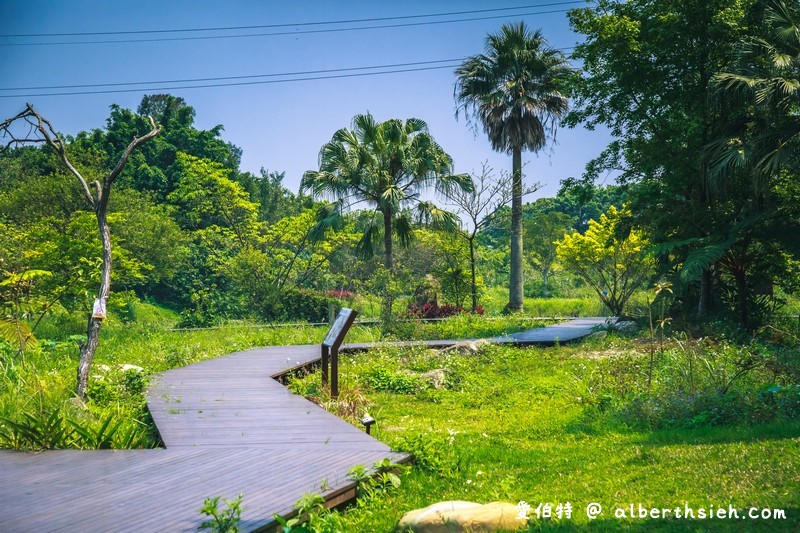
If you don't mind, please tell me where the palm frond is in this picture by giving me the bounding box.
[308,201,344,241]
[354,212,383,259]
[679,238,735,283]
[394,211,413,248]
[416,202,460,233]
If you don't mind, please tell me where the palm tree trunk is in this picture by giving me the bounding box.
[381,208,394,325]
[383,209,393,271]
[508,146,524,312]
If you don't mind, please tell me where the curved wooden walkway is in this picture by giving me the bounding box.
[0,317,609,532]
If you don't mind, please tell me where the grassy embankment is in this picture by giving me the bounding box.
[287,333,800,531]
[0,301,548,449]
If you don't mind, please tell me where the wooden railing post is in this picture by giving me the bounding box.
[330,346,339,398]
[320,308,358,399]
[321,344,330,387]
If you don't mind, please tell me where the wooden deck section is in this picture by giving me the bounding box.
[492,317,613,345]
[0,317,608,532]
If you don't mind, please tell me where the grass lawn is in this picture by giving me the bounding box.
[289,339,800,531]
[3,305,798,531]
[0,305,550,449]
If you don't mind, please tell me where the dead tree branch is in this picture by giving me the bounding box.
[1,103,160,398]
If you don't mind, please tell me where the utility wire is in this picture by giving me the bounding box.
[1,7,577,46]
[1,1,585,38]
[0,46,575,97]
[0,45,577,98]
[0,59,465,91]
[0,64,468,98]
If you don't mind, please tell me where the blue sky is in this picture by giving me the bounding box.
[0,1,613,199]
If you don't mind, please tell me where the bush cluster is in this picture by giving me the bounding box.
[404,302,484,319]
[577,334,800,429]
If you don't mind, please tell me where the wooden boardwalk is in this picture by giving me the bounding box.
[0,317,608,532]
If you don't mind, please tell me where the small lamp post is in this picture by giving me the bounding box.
[360,414,376,435]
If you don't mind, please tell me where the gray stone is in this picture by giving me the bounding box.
[397,501,526,532]
[614,320,639,333]
[439,338,491,356]
[420,369,447,389]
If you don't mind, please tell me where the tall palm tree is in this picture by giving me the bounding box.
[301,113,472,319]
[713,0,800,181]
[455,22,572,312]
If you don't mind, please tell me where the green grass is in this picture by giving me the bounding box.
[5,300,799,531]
[289,338,800,532]
[480,286,609,317]
[0,302,547,450]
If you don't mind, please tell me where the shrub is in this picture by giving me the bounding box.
[199,494,244,533]
[404,302,476,319]
[259,287,332,323]
[324,289,355,300]
[362,367,424,394]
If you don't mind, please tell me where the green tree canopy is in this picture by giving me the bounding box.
[556,204,653,315]
[301,113,471,271]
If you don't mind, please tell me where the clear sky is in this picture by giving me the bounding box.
[0,1,612,199]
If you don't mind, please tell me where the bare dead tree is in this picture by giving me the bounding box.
[1,103,159,398]
[447,162,540,312]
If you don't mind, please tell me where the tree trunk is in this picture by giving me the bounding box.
[542,268,549,297]
[383,209,393,271]
[381,209,394,325]
[735,269,749,329]
[507,146,524,312]
[696,268,711,321]
[77,210,112,399]
[469,234,477,312]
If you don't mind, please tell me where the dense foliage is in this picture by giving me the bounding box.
[567,0,800,328]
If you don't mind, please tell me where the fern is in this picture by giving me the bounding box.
[0,318,37,351]
[679,238,735,282]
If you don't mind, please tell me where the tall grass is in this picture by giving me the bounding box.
[480,286,609,316]
[286,338,800,531]
[0,300,553,450]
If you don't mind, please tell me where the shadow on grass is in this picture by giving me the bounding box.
[564,418,800,446]
[639,421,800,447]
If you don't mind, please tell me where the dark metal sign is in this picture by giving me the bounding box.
[321,307,357,397]
[322,308,357,349]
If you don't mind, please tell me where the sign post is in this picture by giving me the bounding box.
[321,307,358,398]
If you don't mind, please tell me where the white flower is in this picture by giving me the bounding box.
[476,470,483,476]
[119,364,143,373]
[466,479,473,485]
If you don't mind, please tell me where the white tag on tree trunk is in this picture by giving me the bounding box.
[92,298,106,319]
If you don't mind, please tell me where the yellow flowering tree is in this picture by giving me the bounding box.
[556,205,653,316]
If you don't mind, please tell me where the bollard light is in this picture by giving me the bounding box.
[360,415,376,435]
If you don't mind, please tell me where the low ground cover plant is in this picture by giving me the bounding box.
[287,331,800,531]
[0,303,541,450]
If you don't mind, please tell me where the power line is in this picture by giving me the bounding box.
[1,7,578,47]
[0,64,467,98]
[0,1,585,37]
[0,59,465,91]
[0,46,575,97]
[1,46,577,98]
